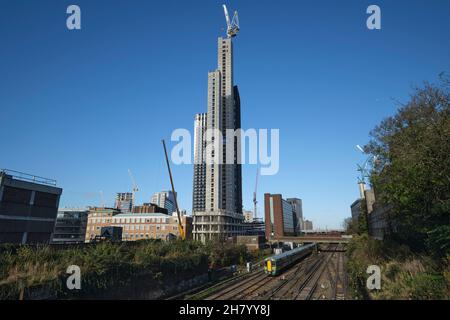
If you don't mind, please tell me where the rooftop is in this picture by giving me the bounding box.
[0,169,57,186]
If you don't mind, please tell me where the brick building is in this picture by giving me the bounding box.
[85,207,192,242]
[264,193,297,240]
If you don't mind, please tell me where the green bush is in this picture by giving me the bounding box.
[0,239,248,299]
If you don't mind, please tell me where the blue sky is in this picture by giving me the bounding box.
[1,0,449,229]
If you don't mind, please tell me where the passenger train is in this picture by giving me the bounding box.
[264,243,317,276]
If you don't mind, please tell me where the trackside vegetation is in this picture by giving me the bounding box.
[346,76,450,300]
[0,240,250,299]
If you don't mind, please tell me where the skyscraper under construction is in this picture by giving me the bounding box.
[192,6,243,242]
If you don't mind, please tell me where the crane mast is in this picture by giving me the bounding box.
[162,140,185,240]
[253,167,259,220]
[128,169,139,206]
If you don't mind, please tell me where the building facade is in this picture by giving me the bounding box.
[84,207,121,242]
[51,208,88,244]
[286,198,303,234]
[0,169,62,244]
[192,34,244,242]
[85,209,192,242]
[151,191,176,214]
[115,192,133,214]
[303,220,314,231]
[264,193,297,240]
[132,203,168,214]
[193,113,207,213]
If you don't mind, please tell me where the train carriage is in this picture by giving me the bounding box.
[264,243,316,276]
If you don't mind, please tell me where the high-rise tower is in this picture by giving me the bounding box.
[192,7,243,242]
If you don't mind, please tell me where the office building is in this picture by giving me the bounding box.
[151,191,176,214]
[287,198,303,233]
[115,192,133,214]
[264,193,297,240]
[51,208,88,244]
[85,209,192,242]
[84,207,121,242]
[0,169,62,244]
[192,30,244,242]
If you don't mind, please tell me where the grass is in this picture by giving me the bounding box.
[346,235,450,300]
[0,239,251,299]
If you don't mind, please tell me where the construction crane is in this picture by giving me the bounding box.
[253,167,260,220]
[223,4,239,38]
[162,140,185,240]
[356,145,377,198]
[128,169,139,206]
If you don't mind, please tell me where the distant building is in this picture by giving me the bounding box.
[115,192,133,214]
[0,169,62,244]
[286,198,303,233]
[132,203,168,215]
[264,193,297,240]
[51,208,88,244]
[236,235,265,251]
[151,191,176,214]
[85,208,192,242]
[84,207,121,242]
[303,219,313,231]
[243,218,265,237]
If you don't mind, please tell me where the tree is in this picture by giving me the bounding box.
[365,75,450,254]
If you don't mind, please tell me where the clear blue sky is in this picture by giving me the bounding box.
[1,0,449,229]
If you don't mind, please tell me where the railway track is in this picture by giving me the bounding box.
[294,248,335,300]
[201,243,347,300]
[205,271,267,300]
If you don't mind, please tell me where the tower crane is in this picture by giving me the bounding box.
[162,140,185,240]
[128,169,139,206]
[253,167,260,220]
[356,145,377,198]
[223,4,240,38]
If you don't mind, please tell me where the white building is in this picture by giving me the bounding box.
[151,191,176,214]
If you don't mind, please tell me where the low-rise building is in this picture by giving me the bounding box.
[236,235,265,251]
[85,207,192,242]
[132,203,168,214]
[0,169,62,244]
[51,208,88,244]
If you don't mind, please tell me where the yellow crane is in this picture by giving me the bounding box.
[162,140,185,240]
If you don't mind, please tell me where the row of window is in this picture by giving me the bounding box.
[89,217,171,224]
